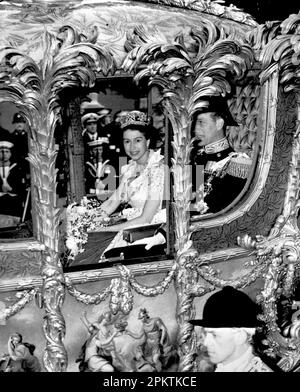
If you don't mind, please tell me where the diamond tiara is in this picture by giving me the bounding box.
[120,110,149,129]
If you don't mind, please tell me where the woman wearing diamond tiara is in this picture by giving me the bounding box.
[94,110,166,256]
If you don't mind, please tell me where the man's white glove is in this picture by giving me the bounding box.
[131,232,166,250]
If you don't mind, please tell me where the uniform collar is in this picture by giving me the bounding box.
[215,347,254,372]
[204,137,230,154]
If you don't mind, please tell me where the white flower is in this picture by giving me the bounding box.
[76,206,86,214]
[194,199,209,215]
[66,237,78,252]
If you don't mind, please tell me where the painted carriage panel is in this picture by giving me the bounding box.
[63,274,178,372]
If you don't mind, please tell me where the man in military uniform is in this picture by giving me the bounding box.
[191,96,252,215]
[85,137,112,195]
[81,112,111,194]
[189,286,273,372]
[81,112,102,150]
[11,112,31,188]
[11,112,28,164]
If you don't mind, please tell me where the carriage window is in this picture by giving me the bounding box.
[61,78,173,271]
[190,87,259,220]
[0,102,32,239]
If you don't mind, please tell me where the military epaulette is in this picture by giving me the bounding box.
[225,154,252,179]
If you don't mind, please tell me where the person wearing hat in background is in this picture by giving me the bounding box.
[0,133,26,223]
[81,112,102,151]
[80,93,112,139]
[11,112,29,165]
[191,96,252,215]
[81,112,113,195]
[189,286,273,372]
[11,112,31,190]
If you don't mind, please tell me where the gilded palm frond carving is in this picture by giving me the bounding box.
[251,13,300,92]
[0,24,116,372]
[190,22,254,115]
[0,25,116,248]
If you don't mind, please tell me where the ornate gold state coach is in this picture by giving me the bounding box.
[0,0,299,372]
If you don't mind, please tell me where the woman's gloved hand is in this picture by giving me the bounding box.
[130,232,166,250]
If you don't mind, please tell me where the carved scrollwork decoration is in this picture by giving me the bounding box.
[175,252,213,372]
[237,231,300,370]
[141,0,257,27]
[42,250,67,372]
[278,300,300,371]
[250,13,300,94]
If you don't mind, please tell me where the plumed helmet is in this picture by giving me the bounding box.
[189,286,259,328]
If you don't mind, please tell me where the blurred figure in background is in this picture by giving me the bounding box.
[11,113,28,165]
[0,134,26,226]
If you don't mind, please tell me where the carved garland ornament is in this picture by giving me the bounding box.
[65,265,177,314]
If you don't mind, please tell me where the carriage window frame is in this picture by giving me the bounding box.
[189,69,277,232]
[61,75,174,272]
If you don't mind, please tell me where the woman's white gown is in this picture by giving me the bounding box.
[102,149,166,255]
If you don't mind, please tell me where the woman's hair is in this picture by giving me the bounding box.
[121,124,152,140]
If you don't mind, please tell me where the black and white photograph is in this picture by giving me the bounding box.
[0,0,300,379]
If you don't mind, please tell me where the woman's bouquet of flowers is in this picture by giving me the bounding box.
[65,197,110,260]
